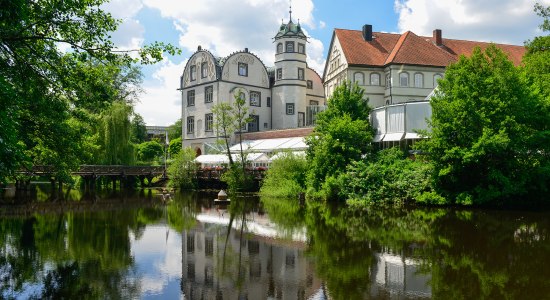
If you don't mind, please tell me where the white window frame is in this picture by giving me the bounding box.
[187,90,195,106]
[238,63,248,77]
[370,73,380,86]
[286,103,295,115]
[414,73,424,88]
[186,116,195,134]
[250,91,261,107]
[399,72,409,87]
[205,113,213,132]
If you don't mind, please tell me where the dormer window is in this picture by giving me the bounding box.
[286,41,295,53]
[190,65,196,81]
[201,62,208,78]
[238,63,248,77]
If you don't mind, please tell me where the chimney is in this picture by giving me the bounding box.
[362,24,373,41]
[197,45,202,51]
[433,29,442,46]
[244,48,249,52]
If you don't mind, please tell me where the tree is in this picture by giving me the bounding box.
[0,0,179,182]
[419,45,550,205]
[305,81,374,199]
[168,137,182,156]
[167,147,197,189]
[167,119,182,141]
[99,101,135,165]
[130,114,147,144]
[136,141,163,163]
[211,89,253,190]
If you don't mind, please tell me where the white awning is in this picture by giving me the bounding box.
[373,134,385,142]
[404,132,425,139]
[383,132,404,142]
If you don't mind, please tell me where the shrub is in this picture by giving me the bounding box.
[167,147,197,189]
[260,152,307,198]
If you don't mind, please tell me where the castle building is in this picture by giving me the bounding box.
[179,12,325,155]
[323,25,526,147]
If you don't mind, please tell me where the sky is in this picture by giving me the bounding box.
[101,0,549,126]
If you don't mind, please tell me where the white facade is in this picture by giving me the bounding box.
[180,18,325,155]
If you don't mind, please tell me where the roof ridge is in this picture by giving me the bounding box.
[384,31,410,65]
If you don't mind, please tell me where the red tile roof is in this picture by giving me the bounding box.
[334,29,526,68]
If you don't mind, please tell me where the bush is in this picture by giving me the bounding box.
[340,148,435,205]
[167,147,197,189]
[260,152,307,198]
[137,140,164,163]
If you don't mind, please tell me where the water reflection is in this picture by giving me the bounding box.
[0,186,549,299]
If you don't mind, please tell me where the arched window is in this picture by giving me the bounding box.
[277,43,283,54]
[370,73,380,85]
[434,73,443,87]
[353,72,364,85]
[399,72,409,87]
[414,73,423,88]
[286,41,294,53]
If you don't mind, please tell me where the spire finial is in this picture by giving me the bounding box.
[289,0,292,22]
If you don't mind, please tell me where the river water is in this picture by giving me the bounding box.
[0,185,549,299]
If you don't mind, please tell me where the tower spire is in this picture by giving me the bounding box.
[289,0,292,22]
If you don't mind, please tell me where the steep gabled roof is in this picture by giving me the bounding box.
[334,29,526,68]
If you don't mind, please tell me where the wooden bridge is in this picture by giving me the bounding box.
[16,165,167,191]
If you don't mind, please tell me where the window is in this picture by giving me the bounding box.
[399,72,409,87]
[414,73,424,88]
[238,62,248,76]
[264,122,268,129]
[307,80,313,89]
[434,73,443,87]
[186,116,194,134]
[276,68,282,80]
[354,72,364,85]
[286,103,295,115]
[248,115,259,132]
[298,68,304,80]
[298,43,305,54]
[201,62,208,78]
[267,97,271,107]
[370,73,380,85]
[205,86,213,103]
[385,73,391,89]
[250,91,261,106]
[310,100,319,105]
[205,113,213,132]
[187,90,195,106]
[190,65,196,81]
[277,43,283,54]
[285,41,294,53]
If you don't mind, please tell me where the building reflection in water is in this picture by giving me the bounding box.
[180,204,322,300]
[179,201,432,299]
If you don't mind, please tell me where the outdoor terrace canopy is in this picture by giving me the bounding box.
[228,137,307,154]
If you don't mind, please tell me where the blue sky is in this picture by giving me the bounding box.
[102,0,548,126]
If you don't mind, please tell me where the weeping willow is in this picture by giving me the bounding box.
[99,101,135,165]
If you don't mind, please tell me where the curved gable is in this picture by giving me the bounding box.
[181,50,218,88]
[221,51,270,88]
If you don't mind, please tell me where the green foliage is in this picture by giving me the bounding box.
[136,141,164,163]
[260,152,307,198]
[167,147,198,189]
[419,45,550,205]
[0,0,179,180]
[168,137,182,156]
[212,89,254,191]
[99,101,135,165]
[220,163,255,192]
[306,81,373,199]
[130,114,147,144]
[341,148,435,205]
[167,118,182,140]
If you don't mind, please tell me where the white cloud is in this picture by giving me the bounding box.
[102,0,145,50]
[319,20,326,29]
[394,0,550,45]
[134,58,187,126]
[142,0,324,72]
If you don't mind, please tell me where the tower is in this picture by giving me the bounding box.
[272,5,308,129]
